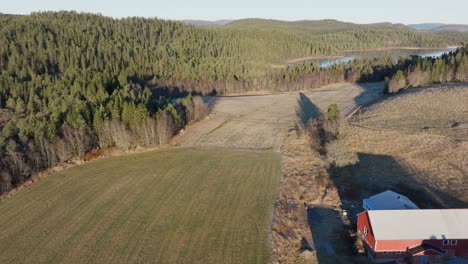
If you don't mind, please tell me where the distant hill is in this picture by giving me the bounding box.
[408,23,446,31]
[182,19,233,26]
[226,19,356,33]
[225,19,413,35]
[432,24,468,32]
[408,23,468,32]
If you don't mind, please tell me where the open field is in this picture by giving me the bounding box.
[175,82,385,152]
[174,93,298,151]
[0,148,281,264]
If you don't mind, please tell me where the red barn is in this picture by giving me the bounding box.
[357,209,468,264]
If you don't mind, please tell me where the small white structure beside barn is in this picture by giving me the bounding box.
[362,190,419,211]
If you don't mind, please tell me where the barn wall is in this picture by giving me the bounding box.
[374,251,405,261]
[377,239,468,256]
[357,212,376,250]
[453,239,468,257]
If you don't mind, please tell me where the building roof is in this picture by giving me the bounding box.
[367,209,468,240]
[363,190,419,210]
[408,243,445,256]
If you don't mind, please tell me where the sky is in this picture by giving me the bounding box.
[1,0,467,25]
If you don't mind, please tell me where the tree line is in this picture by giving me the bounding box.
[386,45,468,93]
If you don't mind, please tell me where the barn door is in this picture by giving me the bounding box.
[421,255,428,264]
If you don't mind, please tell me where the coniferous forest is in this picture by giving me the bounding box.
[0,11,467,193]
[386,46,468,93]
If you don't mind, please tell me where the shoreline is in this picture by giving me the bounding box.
[342,46,458,52]
[287,46,458,64]
[287,55,344,64]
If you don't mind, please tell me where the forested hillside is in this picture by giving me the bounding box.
[224,19,450,50]
[0,12,466,194]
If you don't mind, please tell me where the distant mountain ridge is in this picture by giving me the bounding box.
[221,18,417,36]
[407,23,446,31]
[184,18,411,31]
[182,19,468,33]
[182,19,233,26]
[432,24,468,32]
[408,23,468,32]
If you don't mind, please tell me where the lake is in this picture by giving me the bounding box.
[294,48,457,68]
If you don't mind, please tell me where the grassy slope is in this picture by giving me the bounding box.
[354,85,468,141]
[0,148,281,264]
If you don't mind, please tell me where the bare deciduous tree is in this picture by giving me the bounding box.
[156,111,175,145]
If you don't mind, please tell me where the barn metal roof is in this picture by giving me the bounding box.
[363,190,419,210]
[368,209,468,240]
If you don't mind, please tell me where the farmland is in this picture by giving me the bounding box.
[175,82,385,152]
[0,148,281,264]
[0,82,385,264]
[1,81,467,264]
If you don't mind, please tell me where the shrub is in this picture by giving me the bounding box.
[327,104,340,121]
[325,139,359,168]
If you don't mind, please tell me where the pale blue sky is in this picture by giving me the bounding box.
[1,0,467,24]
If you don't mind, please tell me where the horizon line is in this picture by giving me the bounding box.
[1,11,466,26]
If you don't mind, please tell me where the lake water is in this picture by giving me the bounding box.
[298,48,457,68]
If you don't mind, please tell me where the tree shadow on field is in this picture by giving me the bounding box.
[151,85,218,98]
[202,96,219,113]
[306,206,357,264]
[297,92,320,127]
[328,153,468,224]
[351,82,388,116]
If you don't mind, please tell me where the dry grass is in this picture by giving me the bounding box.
[0,148,281,264]
[271,129,338,264]
[340,124,468,208]
[175,82,386,152]
[270,82,386,263]
[344,84,468,207]
[353,84,468,141]
[174,93,298,152]
[301,82,385,117]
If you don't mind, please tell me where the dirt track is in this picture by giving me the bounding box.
[174,82,385,152]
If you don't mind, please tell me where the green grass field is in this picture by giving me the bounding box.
[0,148,281,264]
